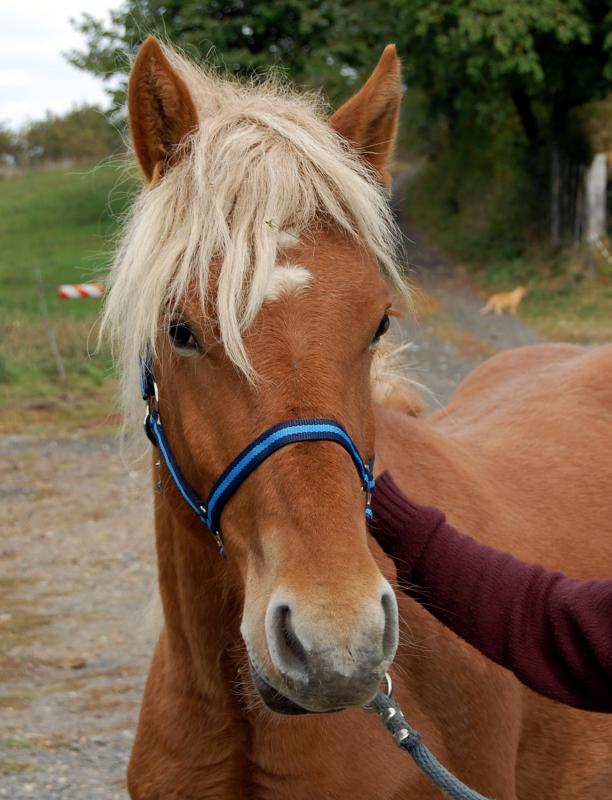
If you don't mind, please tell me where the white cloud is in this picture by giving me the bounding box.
[0,0,119,128]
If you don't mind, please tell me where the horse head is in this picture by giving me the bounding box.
[107,37,406,715]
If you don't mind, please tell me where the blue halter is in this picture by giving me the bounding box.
[141,355,375,557]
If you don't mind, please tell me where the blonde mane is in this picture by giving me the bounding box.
[102,45,410,426]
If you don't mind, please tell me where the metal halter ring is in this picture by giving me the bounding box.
[380,672,393,697]
[363,672,393,711]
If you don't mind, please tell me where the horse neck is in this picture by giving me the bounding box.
[376,406,506,545]
[375,404,481,505]
[153,490,243,703]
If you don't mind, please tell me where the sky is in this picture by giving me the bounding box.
[1,0,118,129]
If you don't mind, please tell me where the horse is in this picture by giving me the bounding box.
[103,37,612,799]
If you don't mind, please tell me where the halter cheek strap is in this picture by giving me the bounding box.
[141,357,375,557]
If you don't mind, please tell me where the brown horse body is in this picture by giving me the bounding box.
[108,38,612,799]
[129,343,612,799]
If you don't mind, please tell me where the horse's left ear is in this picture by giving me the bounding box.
[128,36,199,183]
[329,45,401,187]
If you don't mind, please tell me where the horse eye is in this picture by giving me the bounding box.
[371,314,390,346]
[168,320,197,352]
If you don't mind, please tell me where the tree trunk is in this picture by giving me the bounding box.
[584,153,607,243]
[551,147,560,246]
[511,88,539,146]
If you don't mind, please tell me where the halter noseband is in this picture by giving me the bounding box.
[141,355,375,557]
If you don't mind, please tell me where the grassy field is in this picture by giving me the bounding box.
[2,160,610,435]
[475,257,612,343]
[0,162,137,432]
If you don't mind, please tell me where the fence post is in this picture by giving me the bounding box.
[551,147,560,246]
[34,263,66,381]
[584,153,607,243]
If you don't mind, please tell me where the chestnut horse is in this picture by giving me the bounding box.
[104,38,612,799]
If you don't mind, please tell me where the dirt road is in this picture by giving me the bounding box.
[0,185,542,798]
[1,436,153,798]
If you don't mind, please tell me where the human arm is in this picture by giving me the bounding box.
[371,471,612,712]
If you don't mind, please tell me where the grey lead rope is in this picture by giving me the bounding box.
[366,690,492,800]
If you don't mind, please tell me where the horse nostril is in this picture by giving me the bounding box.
[381,589,399,661]
[270,604,309,675]
[265,588,398,683]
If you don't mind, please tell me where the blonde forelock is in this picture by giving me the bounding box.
[101,45,408,430]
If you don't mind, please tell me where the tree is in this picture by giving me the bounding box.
[66,0,610,247]
[23,106,123,164]
[393,0,612,153]
[0,124,20,163]
[67,0,396,109]
[392,0,612,248]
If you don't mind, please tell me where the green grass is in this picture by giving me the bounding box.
[0,759,32,774]
[0,161,137,431]
[466,253,612,343]
[2,738,33,750]
[520,280,612,343]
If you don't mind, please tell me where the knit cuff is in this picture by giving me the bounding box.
[370,471,446,580]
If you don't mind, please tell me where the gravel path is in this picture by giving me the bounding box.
[1,440,154,799]
[0,173,543,798]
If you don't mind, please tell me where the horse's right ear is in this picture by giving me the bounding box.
[329,45,401,188]
[128,37,199,183]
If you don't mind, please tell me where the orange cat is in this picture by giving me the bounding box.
[480,286,528,316]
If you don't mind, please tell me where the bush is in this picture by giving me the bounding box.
[405,110,538,266]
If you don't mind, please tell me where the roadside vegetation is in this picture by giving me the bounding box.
[0,162,136,431]
[391,0,612,343]
[0,105,123,169]
[402,132,612,343]
[69,0,612,341]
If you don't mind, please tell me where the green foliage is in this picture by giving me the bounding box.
[1,107,122,167]
[397,0,611,270]
[66,0,611,159]
[0,124,20,161]
[406,110,533,265]
[579,93,612,151]
[394,0,612,146]
[23,105,123,164]
[62,1,610,281]
[67,0,396,106]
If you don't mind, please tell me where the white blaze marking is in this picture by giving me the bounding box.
[265,264,312,302]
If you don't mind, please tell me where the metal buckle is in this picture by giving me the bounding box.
[365,486,373,518]
[199,505,225,557]
[213,530,226,559]
[143,380,160,446]
[144,379,159,409]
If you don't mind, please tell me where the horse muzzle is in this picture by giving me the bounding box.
[246,585,399,714]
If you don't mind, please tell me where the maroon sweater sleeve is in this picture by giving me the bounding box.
[372,472,612,712]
